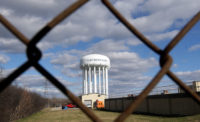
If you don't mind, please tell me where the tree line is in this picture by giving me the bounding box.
[0,85,47,122]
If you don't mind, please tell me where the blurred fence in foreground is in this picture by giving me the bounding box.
[0,0,200,121]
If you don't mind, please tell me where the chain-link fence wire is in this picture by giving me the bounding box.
[0,0,199,121]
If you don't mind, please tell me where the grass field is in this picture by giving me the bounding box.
[17,108,200,122]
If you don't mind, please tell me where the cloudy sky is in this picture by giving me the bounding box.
[0,0,200,98]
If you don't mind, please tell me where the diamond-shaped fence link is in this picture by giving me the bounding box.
[0,0,200,122]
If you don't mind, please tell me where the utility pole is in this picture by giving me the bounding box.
[44,80,49,108]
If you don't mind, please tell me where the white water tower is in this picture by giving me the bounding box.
[80,54,110,108]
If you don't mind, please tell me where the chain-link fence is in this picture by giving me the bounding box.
[0,0,200,121]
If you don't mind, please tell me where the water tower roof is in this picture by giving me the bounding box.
[80,54,110,68]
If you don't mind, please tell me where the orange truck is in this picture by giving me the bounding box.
[96,100,104,109]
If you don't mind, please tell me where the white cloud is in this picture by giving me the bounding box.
[0,0,77,18]
[49,51,81,78]
[117,0,200,36]
[107,51,157,84]
[1,0,199,53]
[5,14,46,38]
[14,73,80,96]
[138,0,200,30]
[108,52,157,70]
[147,30,179,42]
[114,0,145,19]
[88,39,128,53]
[142,0,200,17]
[0,54,9,64]
[0,7,13,16]
[51,53,77,65]
[27,75,71,87]
[188,44,200,51]
[0,38,26,53]
[175,70,200,82]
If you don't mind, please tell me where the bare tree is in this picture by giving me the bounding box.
[10,90,33,121]
[0,85,47,122]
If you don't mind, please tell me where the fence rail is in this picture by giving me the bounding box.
[0,0,200,122]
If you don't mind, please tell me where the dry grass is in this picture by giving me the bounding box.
[17,108,200,122]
